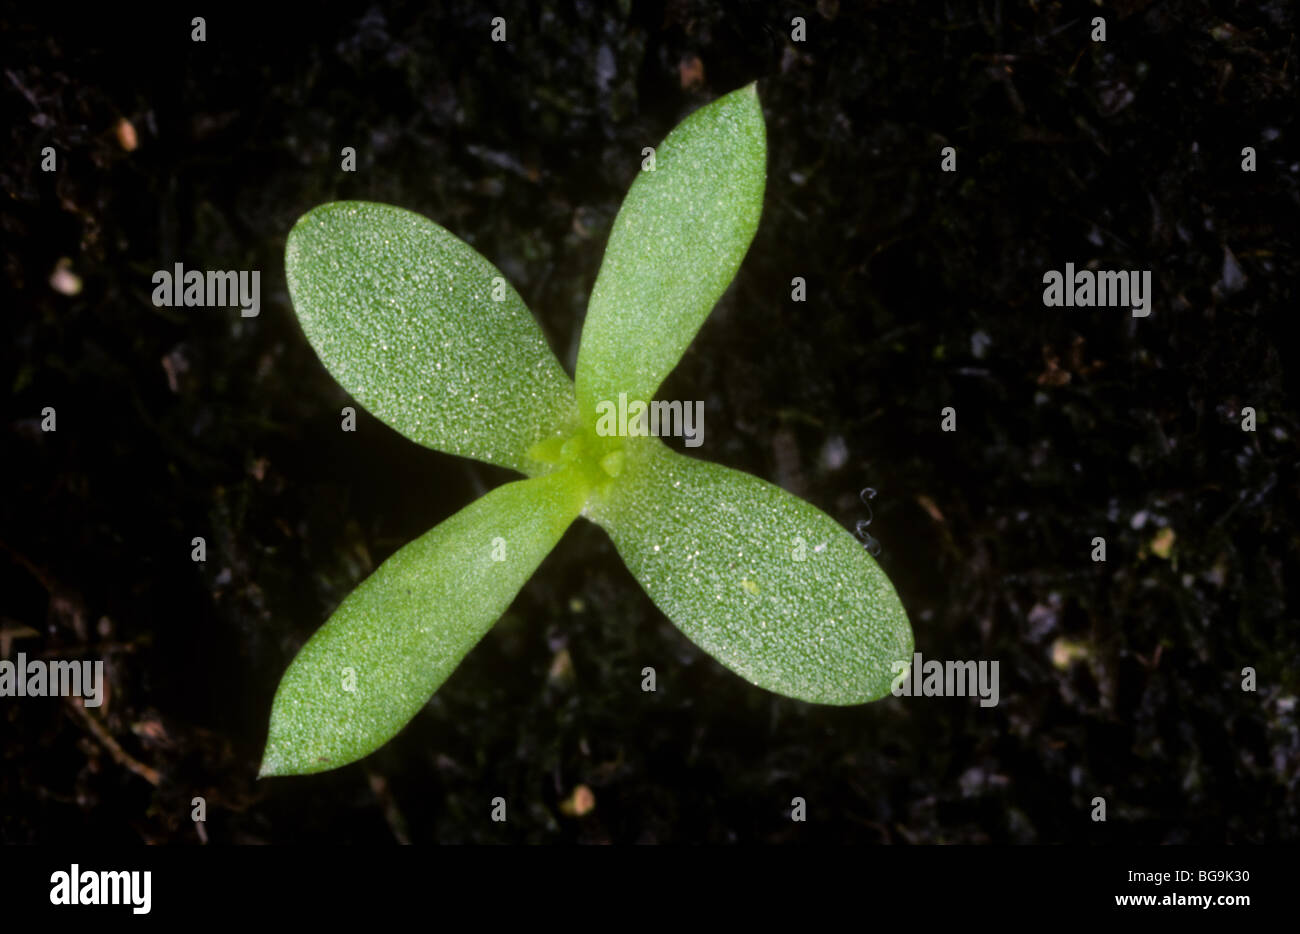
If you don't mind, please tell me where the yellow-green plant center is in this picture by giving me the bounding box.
[527,423,626,498]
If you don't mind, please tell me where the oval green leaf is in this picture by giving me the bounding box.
[586,438,912,705]
[575,84,766,424]
[260,468,588,777]
[285,201,578,474]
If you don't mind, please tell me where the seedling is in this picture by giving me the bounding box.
[262,84,912,777]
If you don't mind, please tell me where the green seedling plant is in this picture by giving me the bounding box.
[262,84,912,777]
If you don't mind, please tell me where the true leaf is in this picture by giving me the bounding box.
[285,201,577,474]
[575,84,766,424]
[586,437,913,704]
[260,468,588,777]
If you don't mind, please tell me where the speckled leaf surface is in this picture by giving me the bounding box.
[286,201,577,474]
[260,468,587,776]
[575,84,765,423]
[586,438,913,704]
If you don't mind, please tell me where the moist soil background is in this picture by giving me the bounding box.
[2,0,1297,844]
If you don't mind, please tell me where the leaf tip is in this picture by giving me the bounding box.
[257,744,286,779]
